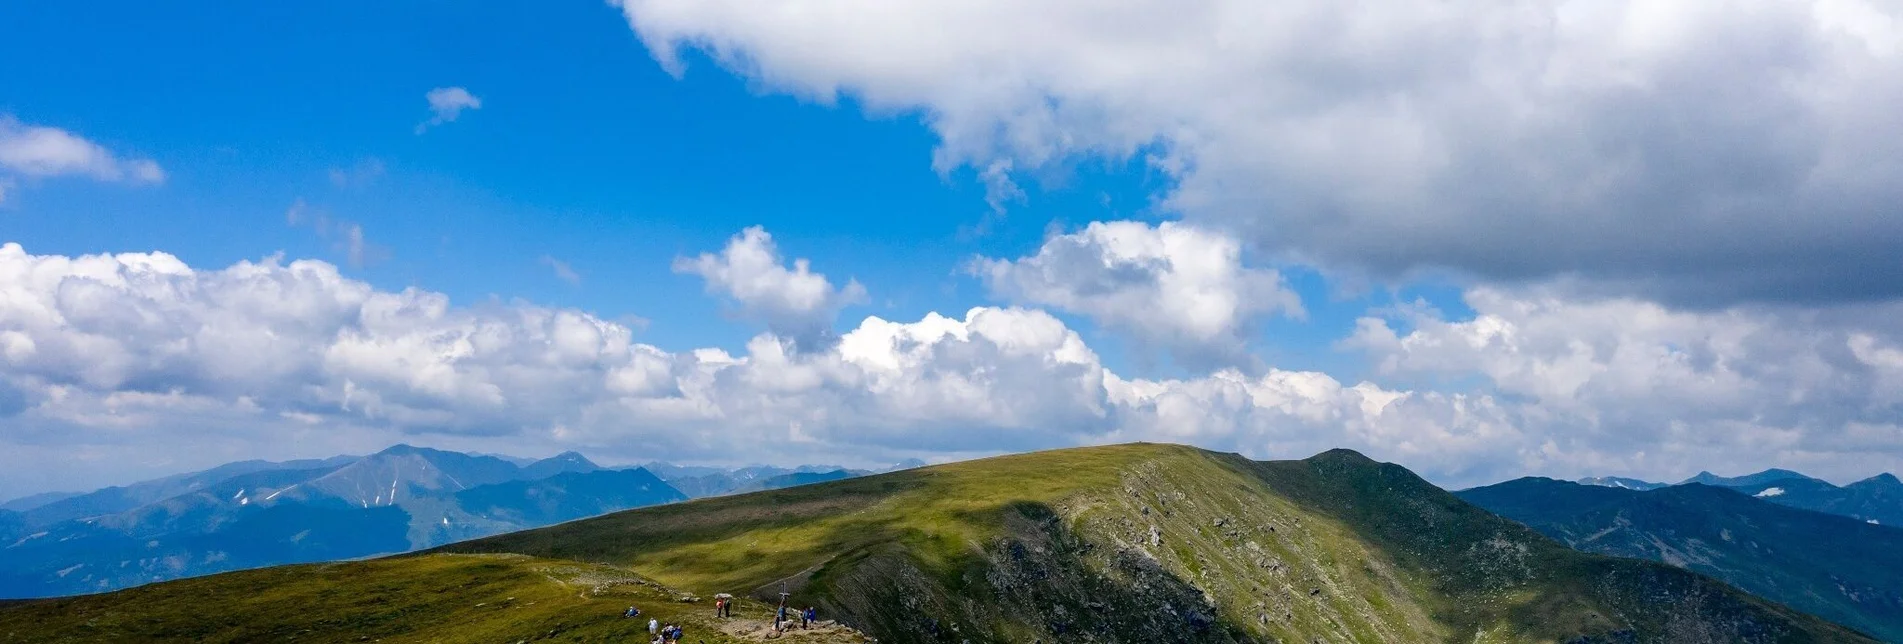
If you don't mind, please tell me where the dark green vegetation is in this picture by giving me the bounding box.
[0,444,1874,642]
[0,446,684,598]
[1462,477,1903,642]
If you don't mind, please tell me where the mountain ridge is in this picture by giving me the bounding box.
[1461,476,1903,642]
[431,443,1866,643]
[0,446,687,599]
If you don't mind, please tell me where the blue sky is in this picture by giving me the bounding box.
[3,0,1901,497]
[0,0,1454,380]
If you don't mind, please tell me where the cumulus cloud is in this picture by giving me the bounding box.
[0,242,1508,497]
[611,0,1903,304]
[3,244,1898,498]
[972,221,1301,369]
[674,226,867,349]
[415,87,483,133]
[1347,287,1903,482]
[0,115,163,203]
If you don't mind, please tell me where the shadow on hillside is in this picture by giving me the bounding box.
[804,500,1253,643]
[1240,452,1855,643]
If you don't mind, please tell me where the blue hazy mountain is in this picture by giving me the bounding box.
[1574,475,1667,490]
[644,462,872,498]
[1573,467,1903,527]
[0,446,684,599]
[0,491,81,513]
[1462,477,1903,642]
[17,455,359,527]
[1680,467,1821,488]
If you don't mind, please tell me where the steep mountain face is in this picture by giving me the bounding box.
[1461,477,1903,642]
[433,444,1865,643]
[0,447,685,599]
[1577,476,1667,491]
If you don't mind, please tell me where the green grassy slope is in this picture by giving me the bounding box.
[0,553,868,644]
[0,443,1874,643]
[440,443,1870,643]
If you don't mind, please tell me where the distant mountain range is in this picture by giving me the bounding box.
[637,457,924,499]
[1574,475,1668,491]
[1575,467,1903,525]
[1462,476,1903,642]
[0,447,901,599]
[2,444,1868,643]
[0,446,682,598]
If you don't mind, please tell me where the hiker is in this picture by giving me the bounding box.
[623,605,640,618]
[799,605,810,629]
[806,606,817,627]
[672,624,685,641]
[647,617,658,637]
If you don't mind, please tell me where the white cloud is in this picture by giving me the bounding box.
[1347,287,1903,482]
[0,115,163,203]
[542,256,582,286]
[610,0,1903,303]
[2,243,1898,498]
[673,226,867,349]
[0,242,1477,497]
[972,221,1300,369]
[415,87,483,133]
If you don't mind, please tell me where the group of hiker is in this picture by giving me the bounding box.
[620,607,686,643]
[619,596,822,638]
[775,603,820,631]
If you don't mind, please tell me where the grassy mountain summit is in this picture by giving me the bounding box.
[439,444,1862,643]
[1,443,1872,643]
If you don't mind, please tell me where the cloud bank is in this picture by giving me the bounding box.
[612,0,1903,303]
[4,240,1900,498]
